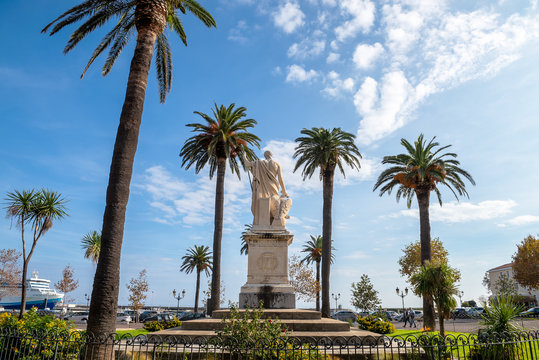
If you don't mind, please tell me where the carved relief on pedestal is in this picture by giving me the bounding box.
[256,252,278,273]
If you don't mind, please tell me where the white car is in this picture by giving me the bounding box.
[117,313,132,323]
[65,311,89,322]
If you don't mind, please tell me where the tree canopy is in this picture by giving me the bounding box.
[398,238,456,279]
[512,235,539,289]
[350,274,381,312]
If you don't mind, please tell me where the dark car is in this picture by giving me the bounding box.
[179,312,204,321]
[520,307,539,317]
[142,313,175,323]
[139,311,158,322]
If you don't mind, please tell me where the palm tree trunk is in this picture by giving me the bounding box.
[316,260,320,312]
[208,157,226,315]
[19,260,28,319]
[416,190,435,330]
[195,270,201,313]
[86,24,160,337]
[321,170,334,318]
[439,311,445,337]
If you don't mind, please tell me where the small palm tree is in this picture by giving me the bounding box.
[410,261,459,336]
[294,127,361,317]
[373,134,475,330]
[81,231,101,264]
[43,0,216,337]
[180,245,212,313]
[301,235,335,311]
[240,224,252,255]
[5,189,68,318]
[180,103,260,314]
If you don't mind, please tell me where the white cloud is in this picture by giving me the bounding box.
[286,64,319,83]
[288,39,326,59]
[390,200,517,223]
[506,215,539,226]
[326,52,340,63]
[353,42,384,69]
[354,71,413,145]
[322,71,355,97]
[228,20,249,43]
[342,251,369,259]
[334,0,376,42]
[274,2,305,34]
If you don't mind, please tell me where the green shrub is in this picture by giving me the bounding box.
[357,314,395,334]
[0,308,80,359]
[143,317,182,332]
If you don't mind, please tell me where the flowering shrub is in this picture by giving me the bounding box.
[143,317,182,332]
[356,314,395,334]
[0,308,80,359]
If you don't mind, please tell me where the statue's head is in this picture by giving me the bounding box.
[264,150,273,159]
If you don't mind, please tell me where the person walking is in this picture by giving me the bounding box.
[408,308,417,328]
[402,308,409,327]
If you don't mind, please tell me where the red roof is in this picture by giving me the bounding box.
[487,262,514,272]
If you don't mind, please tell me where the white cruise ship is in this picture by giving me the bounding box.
[0,271,64,309]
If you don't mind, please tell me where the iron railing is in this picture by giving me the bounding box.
[0,328,538,359]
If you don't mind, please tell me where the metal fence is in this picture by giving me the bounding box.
[0,328,538,359]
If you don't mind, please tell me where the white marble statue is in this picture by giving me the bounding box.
[243,150,292,229]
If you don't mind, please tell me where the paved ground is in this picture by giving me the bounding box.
[391,318,539,333]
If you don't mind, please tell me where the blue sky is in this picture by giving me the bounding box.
[1,0,539,310]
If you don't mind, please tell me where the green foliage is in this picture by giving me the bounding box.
[143,317,182,332]
[480,295,523,334]
[180,245,212,276]
[512,235,539,290]
[350,274,381,312]
[373,134,475,208]
[81,230,101,264]
[42,0,216,103]
[356,314,395,334]
[215,304,287,348]
[0,308,79,359]
[462,300,477,307]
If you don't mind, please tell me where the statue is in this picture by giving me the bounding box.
[243,150,292,229]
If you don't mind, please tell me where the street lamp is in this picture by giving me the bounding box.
[457,290,464,307]
[172,289,186,314]
[331,293,341,312]
[84,293,90,308]
[396,287,408,315]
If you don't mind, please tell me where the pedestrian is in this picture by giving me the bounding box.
[402,308,408,327]
[409,308,417,328]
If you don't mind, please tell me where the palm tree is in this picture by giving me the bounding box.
[373,134,475,330]
[240,223,252,255]
[410,261,458,336]
[300,235,335,312]
[81,231,101,264]
[43,0,216,336]
[180,103,260,314]
[180,245,212,313]
[294,128,361,317]
[5,189,68,318]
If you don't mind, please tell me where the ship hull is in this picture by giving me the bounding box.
[0,297,63,310]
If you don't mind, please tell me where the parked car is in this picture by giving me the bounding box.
[331,310,358,322]
[65,311,90,322]
[466,307,484,317]
[179,312,204,321]
[451,308,469,319]
[520,307,539,317]
[139,311,158,322]
[142,313,175,323]
[117,313,132,323]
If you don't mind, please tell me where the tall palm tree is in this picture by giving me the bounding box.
[5,189,68,318]
[410,261,459,336]
[81,231,101,264]
[300,235,335,311]
[373,134,475,330]
[180,103,260,314]
[43,0,216,336]
[180,245,212,313]
[294,128,361,318]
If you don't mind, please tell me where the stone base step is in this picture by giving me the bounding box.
[181,318,349,332]
[211,309,321,320]
[152,328,383,342]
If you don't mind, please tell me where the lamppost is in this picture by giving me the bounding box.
[396,287,408,315]
[172,289,186,314]
[457,290,464,307]
[84,293,90,308]
[331,293,341,313]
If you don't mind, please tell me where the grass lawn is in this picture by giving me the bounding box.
[116,329,150,337]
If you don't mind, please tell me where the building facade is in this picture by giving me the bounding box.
[487,262,538,306]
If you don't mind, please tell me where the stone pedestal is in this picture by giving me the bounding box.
[239,231,295,309]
